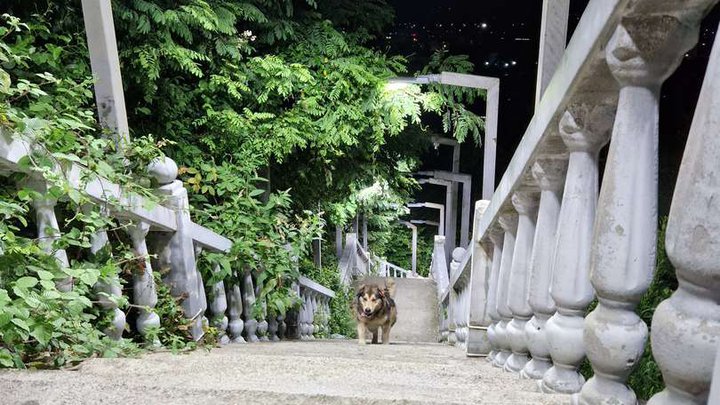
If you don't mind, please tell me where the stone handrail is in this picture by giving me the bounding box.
[439,0,720,402]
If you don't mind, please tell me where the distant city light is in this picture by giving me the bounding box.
[484,61,490,66]
[504,63,509,67]
[481,23,488,29]
[511,61,517,65]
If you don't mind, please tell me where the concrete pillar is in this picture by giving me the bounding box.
[580,16,702,404]
[521,156,567,379]
[335,225,342,259]
[504,189,539,373]
[225,275,245,343]
[467,200,492,357]
[80,0,130,145]
[148,157,207,341]
[535,0,570,109]
[460,179,472,247]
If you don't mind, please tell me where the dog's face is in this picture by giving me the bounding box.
[356,284,385,317]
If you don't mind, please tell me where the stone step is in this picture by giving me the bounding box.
[354,276,439,343]
[0,341,570,404]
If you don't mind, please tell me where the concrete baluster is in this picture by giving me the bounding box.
[467,200,493,357]
[86,206,124,340]
[542,103,613,393]
[486,227,504,362]
[493,212,518,368]
[580,15,703,404]
[28,180,71,291]
[309,292,318,339]
[268,313,279,342]
[147,157,206,340]
[208,261,230,345]
[126,221,160,344]
[225,275,245,343]
[504,190,539,373]
[255,280,269,342]
[521,157,567,379]
[649,18,720,405]
[241,269,259,342]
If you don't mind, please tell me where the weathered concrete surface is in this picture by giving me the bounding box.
[357,277,439,343]
[0,341,569,404]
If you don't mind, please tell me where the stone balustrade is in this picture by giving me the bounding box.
[0,129,337,346]
[433,0,720,401]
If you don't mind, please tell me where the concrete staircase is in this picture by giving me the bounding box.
[0,341,569,404]
[355,276,439,343]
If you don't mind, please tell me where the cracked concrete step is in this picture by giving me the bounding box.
[355,276,439,343]
[0,341,570,405]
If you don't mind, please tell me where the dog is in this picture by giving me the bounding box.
[352,279,397,344]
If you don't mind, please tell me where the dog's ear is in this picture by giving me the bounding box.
[357,285,365,297]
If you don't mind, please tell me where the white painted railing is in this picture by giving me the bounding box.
[436,0,720,402]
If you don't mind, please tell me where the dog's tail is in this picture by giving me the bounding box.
[385,278,397,299]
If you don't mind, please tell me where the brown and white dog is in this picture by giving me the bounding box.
[352,279,397,344]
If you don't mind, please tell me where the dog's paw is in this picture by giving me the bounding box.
[358,339,366,345]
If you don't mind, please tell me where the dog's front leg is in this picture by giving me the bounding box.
[381,324,391,345]
[357,323,367,345]
[371,330,379,344]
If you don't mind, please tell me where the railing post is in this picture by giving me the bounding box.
[486,226,504,362]
[125,221,160,345]
[148,157,207,341]
[647,19,720,405]
[522,156,567,379]
[255,280,269,342]
[492,211,518,368]
[432,235,450,296]
[505,189,539,373]
[205,256,230,345]
[542,104,613,393]
[580,14,704,404]
[467,200,492,356]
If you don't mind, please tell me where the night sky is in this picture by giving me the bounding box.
[382,0,720,224]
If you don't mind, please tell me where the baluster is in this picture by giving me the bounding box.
[309,292,318,339]
[225,274,245,343]
[268,313,279,342]
[522,156,567,379]
[580,14,703,404]
[323,296,330,337]
[493,211,518,368]
[255,280,269,342]
[147,157,206,340]
[300,290,310,340]
[207,259,230,345]
[87,206,124,340]
[486,227,504,362]
[277,313,286,340]
[541,103,613,393]
[125,220,160,345]
[649,18,720,405]
[27,180,71,291]
[241,269,259,342]
[505,189,539,373]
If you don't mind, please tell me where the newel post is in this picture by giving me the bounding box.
[580,14,704,404]
[148,156,207,341]
[467,200,492,356]
[521,156,567,379]
[125,220,160,344]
